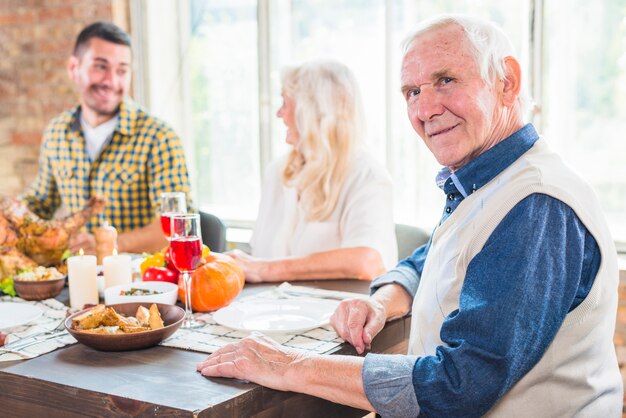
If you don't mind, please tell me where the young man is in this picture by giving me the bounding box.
[195,15,622,417]
[22,22,192,254]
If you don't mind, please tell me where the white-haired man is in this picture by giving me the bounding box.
[196,14,622,417]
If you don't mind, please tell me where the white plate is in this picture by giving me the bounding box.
[0,302,43,330]
[213,298,339,334]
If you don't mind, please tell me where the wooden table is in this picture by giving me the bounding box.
[0,280,410,417]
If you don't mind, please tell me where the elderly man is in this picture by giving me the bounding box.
[196,14,622,417]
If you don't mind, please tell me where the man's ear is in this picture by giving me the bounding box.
[501,56,522,107]
[67,56,79,82]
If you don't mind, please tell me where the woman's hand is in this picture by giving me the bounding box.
[330,297,387,354]
[226,249,270,283]
[196,333,308,391]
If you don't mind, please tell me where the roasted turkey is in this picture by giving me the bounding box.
[0,196,105,277]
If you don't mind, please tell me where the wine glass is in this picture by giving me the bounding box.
[160,192,187,240]
[170,213,203,329]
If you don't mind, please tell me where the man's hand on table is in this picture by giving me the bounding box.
[69,232,96,254]
[196,333,309,391]
[330,283,413,354]
[196,328,375,412]
[330,297,387,354]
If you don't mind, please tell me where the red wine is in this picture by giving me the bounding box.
[161,214,172,237]
[170,236,202,272]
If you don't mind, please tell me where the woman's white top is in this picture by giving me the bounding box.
[250,151,398,270]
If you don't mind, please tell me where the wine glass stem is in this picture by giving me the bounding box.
[183,272,193,325]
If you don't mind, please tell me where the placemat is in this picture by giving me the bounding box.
[0,296,75,362]
[0,284,361,361]
[160,285,359,354]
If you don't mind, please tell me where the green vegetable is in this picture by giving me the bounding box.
[61,249,73,262]
[0,277,15,297]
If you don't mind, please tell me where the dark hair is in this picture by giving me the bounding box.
[73,21,131,57]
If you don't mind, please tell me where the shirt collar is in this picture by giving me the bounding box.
[69,98,138,137]
[436,123,539,197]
[116,99,138,137]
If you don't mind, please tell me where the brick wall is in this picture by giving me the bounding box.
[0,0,129,197]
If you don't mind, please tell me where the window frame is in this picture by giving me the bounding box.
[132,0,626,249]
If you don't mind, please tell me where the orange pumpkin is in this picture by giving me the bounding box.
[178,252,245,312]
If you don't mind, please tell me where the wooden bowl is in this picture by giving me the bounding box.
[14,277,66,301]
[65,303,184,351]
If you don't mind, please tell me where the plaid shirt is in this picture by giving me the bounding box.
[22,99,192,233]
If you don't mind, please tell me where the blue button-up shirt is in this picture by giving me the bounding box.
[362,124,601,417]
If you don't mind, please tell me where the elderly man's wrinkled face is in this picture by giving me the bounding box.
[401,24,507,171]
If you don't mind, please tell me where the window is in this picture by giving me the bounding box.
[542,0,626,243]
[188,0,261,222]
[139,0,626,244]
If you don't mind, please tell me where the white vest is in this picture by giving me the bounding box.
[409,139,622,417]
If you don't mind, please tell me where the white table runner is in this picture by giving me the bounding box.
[0,284,360,361]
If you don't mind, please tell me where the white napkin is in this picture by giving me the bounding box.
[276,282,367,300]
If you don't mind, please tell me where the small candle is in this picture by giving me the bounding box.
[103,250,132,288]
[67,249,98,310]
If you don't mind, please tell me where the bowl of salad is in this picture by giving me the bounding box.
[13,266,66,301]
[104,281,178,305]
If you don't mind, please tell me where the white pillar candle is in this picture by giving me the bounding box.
[67,252,98,310]
[103,254,132,288]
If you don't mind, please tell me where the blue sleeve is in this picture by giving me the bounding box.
[363,354,421,417]
[361,194,600,417]
[361,242,429,417]
[410,194,600,417]
[370,241,430,297]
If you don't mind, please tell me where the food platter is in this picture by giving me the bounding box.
[65,303,184,351]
